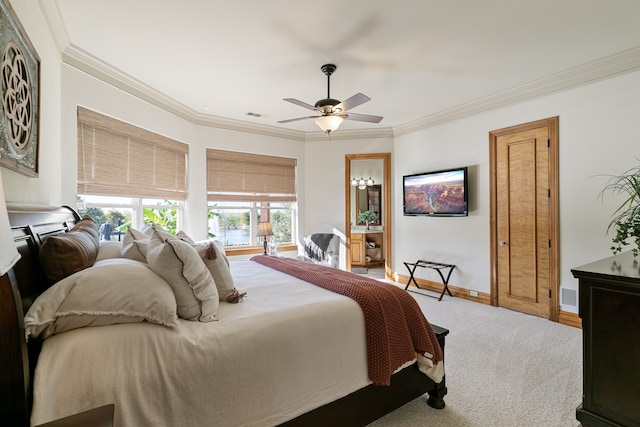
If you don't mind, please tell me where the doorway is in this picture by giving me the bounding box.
[489,117,559,321]
[345,153,391,277]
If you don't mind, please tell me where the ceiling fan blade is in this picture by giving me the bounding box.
[277,116,318,124]
[283,98,317,111]
[343,112,383,124]
[335,93,370,112]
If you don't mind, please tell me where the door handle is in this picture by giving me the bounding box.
[498,241,508,247]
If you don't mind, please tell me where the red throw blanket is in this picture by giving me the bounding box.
[251,256,443,386]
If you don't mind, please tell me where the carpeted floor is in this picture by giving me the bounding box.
[366,287,583,427]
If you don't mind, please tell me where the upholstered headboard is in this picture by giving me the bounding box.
[0,204,80,426]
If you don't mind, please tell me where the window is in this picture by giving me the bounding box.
[78,196,181,240]
[76,107,187,236]
[208,201,296,247]
[206,149,297,248]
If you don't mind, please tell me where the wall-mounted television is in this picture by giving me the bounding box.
[403,167,468,217]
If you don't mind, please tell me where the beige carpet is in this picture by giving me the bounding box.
[367,288,583,427]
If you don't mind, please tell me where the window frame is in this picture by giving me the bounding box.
[77,196,184,238]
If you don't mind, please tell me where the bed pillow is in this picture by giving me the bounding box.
[96,240,123,261]
[121,227,150,262]
[146,229,219,322]
[213,240,230,267]
[24,258,178,340]
[39,215,100,284]
[193,242,244,302]
[176,230,196,245]
[141,222,172,237]
[176,232,241,302]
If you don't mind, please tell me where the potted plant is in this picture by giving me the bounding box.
[358,210,379,230]
[600,164,640,257]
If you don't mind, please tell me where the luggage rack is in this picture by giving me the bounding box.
[403,260,456,301]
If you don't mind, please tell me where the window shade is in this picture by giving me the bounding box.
[206,149,297,202]
[77,107,188,201]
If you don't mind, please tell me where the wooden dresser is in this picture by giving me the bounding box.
[571,251,640,427]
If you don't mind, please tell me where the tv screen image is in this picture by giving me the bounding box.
[403,167,468,216]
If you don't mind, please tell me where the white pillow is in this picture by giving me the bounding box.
[142,223,172,237]
[146,229,219,322]
[193,242,237,301]
[121,227,149,262]
[212,240,230,267]
[96,240,123,261]
[176,230,196,245]
[24,258,178,340]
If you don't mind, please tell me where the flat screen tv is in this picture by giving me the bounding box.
[403,167,468,216]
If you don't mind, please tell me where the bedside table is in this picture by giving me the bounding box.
[34,404,114,427]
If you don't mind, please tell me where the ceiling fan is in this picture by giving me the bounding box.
[278,64,383,133]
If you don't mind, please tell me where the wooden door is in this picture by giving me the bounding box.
[490,117,559,320]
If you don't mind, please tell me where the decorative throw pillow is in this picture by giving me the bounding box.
[176,232,243,303]
[141,222,172,237]
[146,229,219,322]
[212,240,230,268]
[39,215,100,284]
[176,230,196,245]
[24,258,178,340]
[193,242,245,303]
[121,227,149,262]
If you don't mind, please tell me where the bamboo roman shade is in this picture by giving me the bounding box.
[206,149,297,202]
[77,107,188,201]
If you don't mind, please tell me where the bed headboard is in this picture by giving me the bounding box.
[0,204,80,426]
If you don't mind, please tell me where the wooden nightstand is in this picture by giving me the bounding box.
[34,404,114,427]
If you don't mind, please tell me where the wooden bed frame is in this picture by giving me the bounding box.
[0,204,448,426]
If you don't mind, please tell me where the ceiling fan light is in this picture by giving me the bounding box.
[315,115,344,133]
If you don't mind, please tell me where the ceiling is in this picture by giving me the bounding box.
[41,0,640,137]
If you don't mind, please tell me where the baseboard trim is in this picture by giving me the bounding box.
[396,274,491,305]
[396,273,582,328]
[558,310,582,329]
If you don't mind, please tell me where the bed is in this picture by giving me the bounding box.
[0,204,448,427]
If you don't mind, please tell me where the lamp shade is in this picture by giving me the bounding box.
[315,115,344,133]
[257,221,273,237]
[0,174,19,275]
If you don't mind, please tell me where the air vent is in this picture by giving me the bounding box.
[561,288,577,307]
[246,112,263,118]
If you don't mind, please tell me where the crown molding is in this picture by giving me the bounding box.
[394,46,640,136]
[38,0,69,54]
[62,44,311,142]
[62,43,395,142]
[61,42,640,141]
[40,0,640,141]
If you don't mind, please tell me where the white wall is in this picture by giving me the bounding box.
[59,65,306,241]
[2,0,62,204]
[6,0,640,315]
[303,137,393,235]
[393,70,640,312]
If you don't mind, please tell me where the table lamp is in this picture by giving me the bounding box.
[257,221,273,255]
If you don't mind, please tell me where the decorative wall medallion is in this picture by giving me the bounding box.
[0,0,39,177]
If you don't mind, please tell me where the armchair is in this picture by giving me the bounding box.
[296,233,340,268]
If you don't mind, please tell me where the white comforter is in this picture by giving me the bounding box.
[31,261,371,427]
